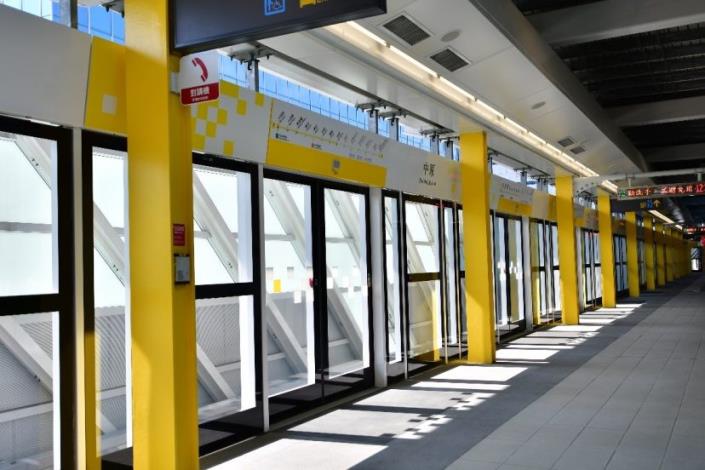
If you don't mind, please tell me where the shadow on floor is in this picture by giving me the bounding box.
[202,278,695,470]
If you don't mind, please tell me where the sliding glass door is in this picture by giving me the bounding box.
[192,154,263,453]
[582,229,600,309]
[531,220,559,324]
[493,214,526,339]
[383,192,406,380]
[264,171,372,422]
[0,116,75,469]
[614,235,628,295]
[404,196,443,371]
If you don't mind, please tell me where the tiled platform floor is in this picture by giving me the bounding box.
[204,275,705,470]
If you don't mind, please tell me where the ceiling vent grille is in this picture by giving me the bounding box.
[558,136,575,147]
[570,146,586,155]
[430,48,470,72]
[382,15,430,46]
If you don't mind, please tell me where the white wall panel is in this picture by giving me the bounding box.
[0,5,90,127]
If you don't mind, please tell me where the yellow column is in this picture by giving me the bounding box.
[656,223,666,287]
[644,217,656,291]
[556,175,580,325]
[666,228,674,282]
[625,212,640,297]
[598,192,617,308]
[125,0,199,468]
[460,132,496,364]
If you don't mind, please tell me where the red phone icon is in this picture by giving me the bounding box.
[192,57,208,82]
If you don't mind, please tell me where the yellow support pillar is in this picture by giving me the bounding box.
[460,132,496,364]
[666,228,674,283]
[644,217,656,291]
[598,191,617,308]
[656,223,666,287]
[125,0,199,468]
[556,175,580,325]
[625,212,640,298]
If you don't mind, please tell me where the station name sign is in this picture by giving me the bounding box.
[618,182,705,200]
[172,0,387,53]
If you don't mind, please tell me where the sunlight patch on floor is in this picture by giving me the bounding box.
[432,365,527,383]
[210,439,387,470]
[496,348,558,362]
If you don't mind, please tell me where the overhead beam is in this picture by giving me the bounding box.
[529,0,705,47]
[609,96,705,128]
[643,143,705,163]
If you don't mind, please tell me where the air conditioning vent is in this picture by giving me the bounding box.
[570,146,586,155]
[430,48,470,72]
[558,137,575,147]
[382,15,430,46]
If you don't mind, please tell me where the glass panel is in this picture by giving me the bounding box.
[458,209,465,272]
[324,188,370,378]
[405,202,439,274]
[407,280,442,361]
[494,217,508,329]
[553,268,562,312]
[92,147,131,456]
[507,219,524,324]
[194,165,253,285]
[196,296,256,423]
[384,197,402,365]
[444,207,458,347]
[539,271,547,316]
[0,132,58,296]
[595,266,603,299]
[0,312,59,469]
[263,179,316,397]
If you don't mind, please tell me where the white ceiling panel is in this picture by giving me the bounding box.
[261,0,647,178]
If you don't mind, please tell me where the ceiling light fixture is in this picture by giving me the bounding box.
[650,210,675,225]
[327,22,618,193]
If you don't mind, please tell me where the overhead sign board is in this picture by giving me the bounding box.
[618,182,705,200]
[611,198,665,213]
[172,0,387,53]
[179,52,220,105]
[684,226,705,239]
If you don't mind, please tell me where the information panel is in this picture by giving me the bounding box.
[618,182,705,200]
[611,198,665,213]
[172,0,387,52]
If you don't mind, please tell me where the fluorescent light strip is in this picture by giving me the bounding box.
[326,22,618,193]
[650,210,675,225]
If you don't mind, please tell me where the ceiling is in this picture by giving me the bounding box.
[512,0,705,225]
[261,0,652,183]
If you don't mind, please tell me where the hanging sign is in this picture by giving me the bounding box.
[610,198,664,213]
[618,182,705,200]
[179,52,220,105]
[171,0,387,53]
[684,226,705,239]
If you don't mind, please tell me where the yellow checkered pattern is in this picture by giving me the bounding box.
[191,81,268,157]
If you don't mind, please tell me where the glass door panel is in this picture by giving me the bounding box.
[323,188,370,380]
[494,215,508,334]
[264,177,319,419]
[405,199,443,370]
[443,205,460,357]
[91,144,131,457]
[192,156,263,453]
[0,118,74,469]
[507,218,525,326]
[494,215,526,338]
[384,193,405,379]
